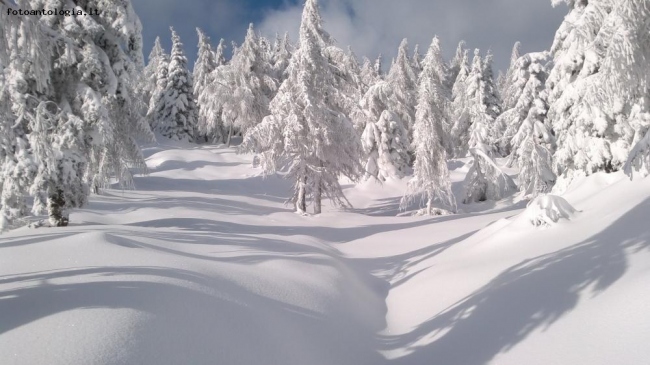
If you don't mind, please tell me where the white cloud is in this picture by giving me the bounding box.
[259,0,566,71]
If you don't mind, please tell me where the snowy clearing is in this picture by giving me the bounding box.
[1,143,650,365]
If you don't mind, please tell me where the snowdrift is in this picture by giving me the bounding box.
[517,194,578,227]
[1,144,650,365]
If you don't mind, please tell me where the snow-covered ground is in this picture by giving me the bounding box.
[1,142,650,365]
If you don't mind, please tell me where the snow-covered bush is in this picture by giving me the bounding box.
[519,194,577,227]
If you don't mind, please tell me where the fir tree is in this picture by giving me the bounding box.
[241,0,362,214]
[386,39,418,136]
[196,38,228,143]
[151,28,197,142]
[463,148,517,204]
[450,49,471,157]
[203,24,276,147]
[142,37,166,107]
[547,0,628,189]
[271,33,293,83]
[447,40,466,90]
[497,52,553,156]
[402,38,456,215]
[1,0,151,227]
[193,28,217,142]
[359,82,410,180]
[499,41,522,109]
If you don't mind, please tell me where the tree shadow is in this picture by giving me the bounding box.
[85,194,288,217]
[380,197,650,365]
[125,216,452,246]
[0,266,386,365]
[353,231,478,286]
[0,232,78,248]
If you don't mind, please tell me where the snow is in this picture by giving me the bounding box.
[2,142,650,365]
[515,194,577,227]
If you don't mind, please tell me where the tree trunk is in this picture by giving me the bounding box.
[296,176,307,213]
[426,196,433,215]
[226,124,233,147]
[313,181,322,214]
[48,189,69,227]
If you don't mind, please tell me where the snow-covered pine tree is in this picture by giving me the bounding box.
[150,28,197,142]
[147,46,170,125]
[425,37,453,152]
[463,49,501,156]
[386,39,418,138]
[193,28,217,142]
[359,56,379,93]
[505,53,556,197]
[1,0,152,227]
[241,0,362,214]
[462,148,517,204]
[461,50,488,155]
[271,33,293,83]
[497,52,552,156]
[374,54,384,79]
[402,38,456,215]
[602,0,650,178]
[450,49,471,157]
[412,44,423,76]
[0,4,44,228]
[481,50,503,151]
[447,40,466,90]
[499,41,522,108]
[141,37,166,108]
[203,24,276,148]
[196,38,228,143]
[325,45,365,136]
[546,0,629,189]
[512,114,557,198]
[359,82,410,180]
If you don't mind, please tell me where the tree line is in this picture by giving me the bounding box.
[1,0,649,226]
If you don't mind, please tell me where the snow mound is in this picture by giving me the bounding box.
[519,194,578,227]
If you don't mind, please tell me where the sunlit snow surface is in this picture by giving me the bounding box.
[1,141,649,365]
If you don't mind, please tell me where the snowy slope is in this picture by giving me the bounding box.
[1,142,650,365]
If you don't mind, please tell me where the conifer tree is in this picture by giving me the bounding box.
[450,49,471,157]
[374,54,384,79]
[193,28,218,142]
[196,38,228,143]
[359,57,379,93]
[241,0,362,214]
[499,41,522,108]
[402,38,456,215]
[142,37,166,107]
[461,50,502,156]
[1,0,151,227]
[547,0,628,188]
[386,39,418,136]
[271,33,293,83]
[497,52,552,156]
[602,0,650,178]
[150,28,197,142]
[447,40,466,90]
[203,24,276,147]
[359,82,410,180]
[463,148,517,204]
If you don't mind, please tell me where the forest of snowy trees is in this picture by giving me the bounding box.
[1,0,650,227]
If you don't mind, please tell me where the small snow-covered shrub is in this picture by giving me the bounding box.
[522,195,577,227]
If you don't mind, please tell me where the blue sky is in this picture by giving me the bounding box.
[132,0,566,72]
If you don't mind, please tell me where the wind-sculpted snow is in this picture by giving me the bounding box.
[1,145,650,365]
